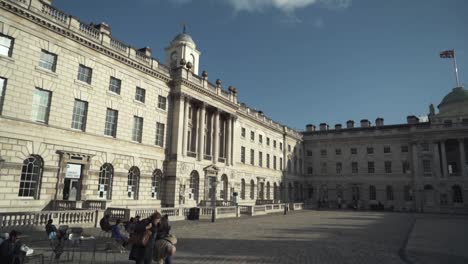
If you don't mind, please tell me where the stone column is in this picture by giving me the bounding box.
[170,95,185,156]
[432,141,441,179]
[225,115,231,166]
[440,140,448,178]
[213,110,220,164]
[230,117,236,166]
[411,143,419,178]
[197,103,206,161]
[459,138,467,177]
[182,97,189,157]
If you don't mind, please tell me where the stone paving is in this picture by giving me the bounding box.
[15,210,468,263]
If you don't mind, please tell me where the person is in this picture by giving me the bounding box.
[0,230,25,264]
[112,219,129,246]
[129,212,161,264]
[153,235,177,264]
[157,215,172,264]
[45,219,58,239]
[126,217,137,234]
[100,214,112,232]
[135,215,141,222]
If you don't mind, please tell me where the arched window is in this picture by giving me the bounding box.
[369,185,376,201]
[98,163,113,200]
[250,180,255,200]
[189,171,199,201]
[273,183,278,200]
[452,185,463,203]
[128,166,140,200]
[221,174,228,201]
[240,179,245,200]
[18,155,43,199]
[152,169,163,200]
[266,182,271,200]
[386,185,394,201]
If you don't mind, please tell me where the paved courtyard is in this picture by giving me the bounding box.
[18,210,468,264]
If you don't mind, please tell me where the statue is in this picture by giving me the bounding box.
[429,104,435,116]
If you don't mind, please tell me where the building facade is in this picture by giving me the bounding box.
[0,0,466,213]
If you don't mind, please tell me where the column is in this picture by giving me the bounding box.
[432,141,441,179]
[225,115,231,166]
[459,138,467,177]
[213,110,220,164]
[182,97,189,157]
[440,140,448,178]
[171,95,185,156]
[230,117,236,166]
[197,103,206,161]
[411,143,419,178]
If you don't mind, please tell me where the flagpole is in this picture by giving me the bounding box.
[453,51,460,87]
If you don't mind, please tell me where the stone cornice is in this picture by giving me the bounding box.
[236,110,284,135]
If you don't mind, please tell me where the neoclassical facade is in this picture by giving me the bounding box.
[0,0,466,213]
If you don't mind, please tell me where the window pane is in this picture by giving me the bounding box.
[77,65,92,84]
[132,116,143,142]
[135,87,146,103]
[0,78,5,115]
[39,50,57,72]
[158,96,166,110]
[156,122,165,147]
[0,35,13,57]
[71,99,88,131]
[109,77,121,94]
[31,89,51,123]
[104,109,118,137]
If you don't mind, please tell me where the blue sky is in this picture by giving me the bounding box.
[54,0,468,130]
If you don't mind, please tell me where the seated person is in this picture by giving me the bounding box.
[111,219,129,246]
[99,214,112,232]
[0,230,25,264]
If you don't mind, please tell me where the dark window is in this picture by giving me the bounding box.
[266,154,270,168]
[259,151,263,167]
[135,87,146,103]
[307,150,313,156]
[402,161,410,173]
[0,77,6,115]
[77,64,92,84]
[401,145,409,152]
[384,146,391,153]
[241,127,246,138]
[98,163,113,199]
[320,149,327,156]
[152,169,163,199]
[241,147,245,163]
[307,166,313,175]
[368,161,375,173]
[71,99,88,131]
[351,148,357,155]
[250,131,255,141]
[132,116,144,143]
[109,77,121,94]
[18,156,43,199]
[336,162,342,174]
[127,167,140,200]
[0,34,14,57]
[32,88,52,124]
[104,109,118,137]
[369,185,376,200]
[335,148,342,155]
[266,137,270,146]
[452,185,463,203]
[158,95,167,110]
[250,149,254,165]
[155,122,165,147]
[39,50,57,72]
[367,147,374,154]
[352,162,358,174]
[385,161,392,173]
[386,186,394,201]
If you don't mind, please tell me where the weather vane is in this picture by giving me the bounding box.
[181,22,187,33]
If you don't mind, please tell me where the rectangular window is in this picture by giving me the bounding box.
[250,131,255,141]
[31,88,51,123]
[321,162,327,174]
[401,145,409,152]
[307,150,313,157]
[367,147,374,154]
[404,185,413,201]
[273,140,277,148]
[71,99,88,131]
[259,152,263,167]
[241,147,245,163]
[402,161,410,174]
[288,145,291,152]
[368,161,375,173]
[77,64,92,84]
[259,135,263,144]
[423,159,431,175]
[266,137,270,146]
[273,156,277,170]
[267,154,270,168]
[0,77,6,115]
[280,142,283,150]
[38,50,57,72]
[384,146,391,153]
[321,149,327,156]
[335,148,342,155]
[158,95,167,110]
[336,162,342,174]
[135,87,146,103]
[104,108,118,137]
[155,122,165,147]
[307,166,313,175]
[109,77,121,94]
[385,161,392,173]
[351,148,357,155]
[421,143,429,151]
[352,162,358,174]
[280,158,283,170]
[250,149,254,165]
[132,116,144,143]
[0,34,14,57]
[241,127,246,138]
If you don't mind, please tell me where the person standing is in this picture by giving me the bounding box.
[129,212,161,264]
[0,230,25,264]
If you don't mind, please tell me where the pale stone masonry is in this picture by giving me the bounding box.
[0,0,467,214]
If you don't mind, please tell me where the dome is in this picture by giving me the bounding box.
[171,33,195,45]
[438,87,468,108]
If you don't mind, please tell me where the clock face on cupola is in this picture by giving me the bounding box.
[171,51,178,63]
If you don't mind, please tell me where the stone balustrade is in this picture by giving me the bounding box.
[0,210,97,230]
[40,2,69,24]
[110,37,128,53]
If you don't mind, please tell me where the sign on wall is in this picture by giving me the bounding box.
[65,163,82,179]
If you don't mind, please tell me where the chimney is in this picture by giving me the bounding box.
[335,124,342,130]
[94,22,111,35]
[306,124,316,132]
[407,115,419,124]
[375,117,384,127]
[360,119,371,128]
[346,120,354,129]
[319,123,328,131]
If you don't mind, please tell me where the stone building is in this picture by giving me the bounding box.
[0,0,466,214]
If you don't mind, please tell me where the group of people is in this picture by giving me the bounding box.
[100,212,176,264]
[0,230,26,264]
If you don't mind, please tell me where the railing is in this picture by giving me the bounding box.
[199,200,236,207]
[79,22,100,39]
[221,89,230,99]
[160,208,180,217]
[53,200,77,210]
[0,210,97,230]
[254,205,266,213]
[105,207,129,221]
[200,207,213,216]
[41,2,69,24]
[207,83,217,92]
[256,199,274,205]
[293,203,304,210]
[134,208,157,219]
[10,0,28,4]
[110,38,128,52]
[190,74,203,85]
[239,205,250,214]
[82,200,107,210]
[136,51,151,65]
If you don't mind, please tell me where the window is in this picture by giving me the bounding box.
[109,77,121,94]
[273,140,277,148]
[385,161,392,173]
[421,143,429,151]
[423,159,431,175]
[320,149,327,156]
[18,155,43,199]
[402,161,410,174]
[452,185,463,203]
[307,150,313,157]
[404,185,413,201]
[352,162,358,174]
[104,109,118,137]
[401,145,409,152]
[288,145,291,152]
[384,146,391,153]
[0,77,6,115]
[135,87,146,103]
[241,147,245,163]
[31,88,51,123]
[0,34,14,57]
[189,171,199,201]
[273,156,277,170]
[259,135,263,144]
[444,120,453,127]
[71,99,88,131]
[155,122,165,147]
[241,179,246,199]
[351,148,357,155]
[386,186,394,201]
[98,163,113,199]
[369,185,376,200]
[266,137,270,146]
[250,149,254,165]
[368,162,375,173]
[38,50,57,72]
[336,162,342,174]
[280,158,283,170]
[250,131,255,141]
[321,162,327,174]
[152,169,163,199]
[158,95,167,110]
[335,148,342,155]
[266,154,270,169]
[259,152,263,167]
[77,64,92,84]
[280,142,283,150]
[307,166,313,175]
[367,147,374,154]
[127,167,140,200]
[132,116,144,143]
[241,127,246,138]
[250,180,255,199]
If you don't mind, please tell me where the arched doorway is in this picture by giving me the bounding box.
[189,171,200,202]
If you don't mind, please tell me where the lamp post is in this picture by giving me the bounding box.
[211,178,218,223]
